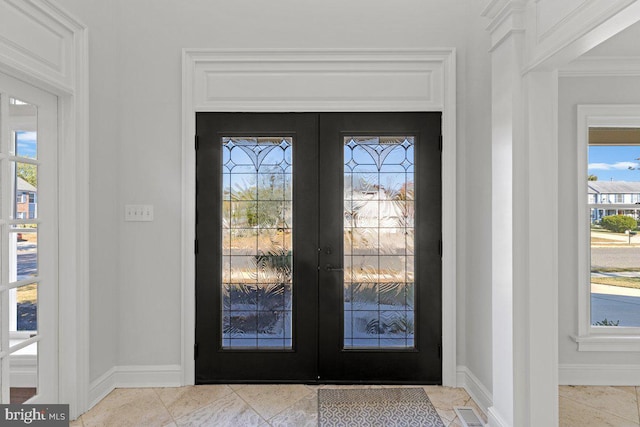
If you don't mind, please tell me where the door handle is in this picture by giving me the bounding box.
[325,264,344,272]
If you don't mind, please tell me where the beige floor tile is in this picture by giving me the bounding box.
[560,396,640,427]
[175,392,267,427]
[85,388,150,414]
[69,417,83,427]
[235,384,312,420]
[82,388,173,427]
[423,386,471,423]
[154,385,233,420]
[448,417,463,427]
[268,392,318,426]
[560,385,640,423]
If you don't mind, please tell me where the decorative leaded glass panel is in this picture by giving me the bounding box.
[221,137,293,349]
[343,136,415,349]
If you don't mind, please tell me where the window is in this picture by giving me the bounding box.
[576,105,640,351]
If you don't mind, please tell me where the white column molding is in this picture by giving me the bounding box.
[488,30,519,427]
[519,69,559,427]
[485,2,561,426]
[0,0,90,419]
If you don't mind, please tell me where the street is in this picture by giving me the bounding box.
[591,246,640,269]
[17,241,37,280]
[16,241,37,331]
[591,244,640,326]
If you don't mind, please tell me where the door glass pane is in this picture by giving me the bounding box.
[344,136,415,349]
[221,137,293,349]
[12,162,37,220]
[13,283,38,333]
[9,97,38,159]
[9,226,38,282]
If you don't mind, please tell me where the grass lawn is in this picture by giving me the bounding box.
[591,237,620,243]
[16,283,37,304]
[591,276,640,289]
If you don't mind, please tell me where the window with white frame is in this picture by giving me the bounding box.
[577,105,640,352]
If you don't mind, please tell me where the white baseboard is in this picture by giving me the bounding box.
[559,363,640,385]
[487,406,509,427]
[88,365,182,410]
[456,365,492,417]
[88,367,117,410]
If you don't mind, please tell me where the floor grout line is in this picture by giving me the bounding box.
[151,387,178,426]
[230,387,273,426]
[264,387,316,424]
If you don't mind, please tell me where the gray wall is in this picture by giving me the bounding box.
[57,0,494,393]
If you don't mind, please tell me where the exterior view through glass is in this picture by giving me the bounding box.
[588,133,640,327]
[343,136,416,348]
[221,137,293,349]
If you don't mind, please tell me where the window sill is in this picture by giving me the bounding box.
[573,334,640,352]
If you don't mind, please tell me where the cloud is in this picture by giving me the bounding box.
[17,131,37,142]
[588,161,639,170]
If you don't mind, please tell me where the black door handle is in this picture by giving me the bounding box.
[325,264,344,272]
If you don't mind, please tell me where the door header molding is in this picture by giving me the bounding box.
[181,48,457,386]
[183,48,454,112]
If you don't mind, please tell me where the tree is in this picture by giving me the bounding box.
[17,163,37,187]
[229,170,289,228]
[601,215,637,233]
[588,174,598,181]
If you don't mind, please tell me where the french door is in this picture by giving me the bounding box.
[195,112,441,384]
[0,72,58,403]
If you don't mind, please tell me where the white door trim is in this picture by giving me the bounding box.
[181,48,457,386]
[0,0,89,418]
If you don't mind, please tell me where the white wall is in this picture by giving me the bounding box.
[558,75,640,367]
[461,8,493,391]
[56,0,493,392]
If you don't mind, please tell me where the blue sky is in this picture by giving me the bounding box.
[15,131,37,158]
[588,145,640,182]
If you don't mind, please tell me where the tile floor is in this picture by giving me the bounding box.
[559,385,640,426]
[70,384,487,427]
[67,385,640,426]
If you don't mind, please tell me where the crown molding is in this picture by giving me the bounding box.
[482,1,527,52]
[483,0,526,34]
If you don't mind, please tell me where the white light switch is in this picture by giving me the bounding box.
[125,204,154,222]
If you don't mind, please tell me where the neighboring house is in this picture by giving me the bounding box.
[15,177,36,220]
[588,181,640,223]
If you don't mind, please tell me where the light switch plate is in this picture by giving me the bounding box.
[125,204,154,222]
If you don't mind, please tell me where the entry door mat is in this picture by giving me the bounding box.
[318,387,446,427]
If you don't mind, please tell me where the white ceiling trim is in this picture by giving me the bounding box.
[560,56,640,76]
